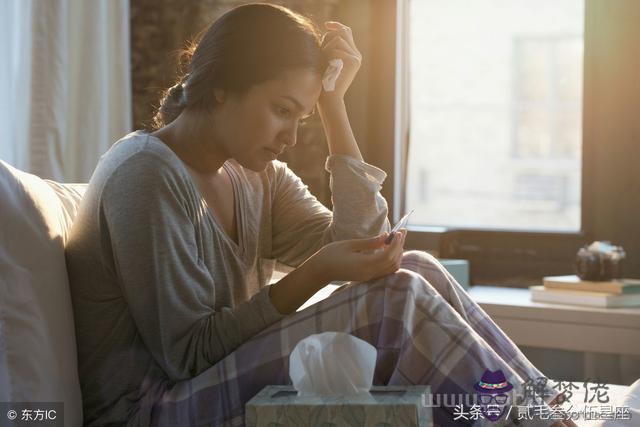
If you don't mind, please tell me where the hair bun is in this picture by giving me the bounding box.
[169,80,187,106]
[153,78,188,129]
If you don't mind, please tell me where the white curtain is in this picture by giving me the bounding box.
[0,0,131,183]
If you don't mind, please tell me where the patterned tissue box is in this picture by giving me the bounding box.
[245,385,432,426]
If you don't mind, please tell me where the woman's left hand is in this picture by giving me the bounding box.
[318,21,362,104]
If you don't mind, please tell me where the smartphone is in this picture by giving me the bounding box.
[384,209,414,244]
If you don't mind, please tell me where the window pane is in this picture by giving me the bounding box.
[406,0,584,231]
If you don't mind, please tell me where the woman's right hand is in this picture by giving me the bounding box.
[307,229,407,284]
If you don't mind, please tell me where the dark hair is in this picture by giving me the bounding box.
[152,3,326,129]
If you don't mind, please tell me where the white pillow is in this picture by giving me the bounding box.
[44,180,86,245]
[0,159,85,427]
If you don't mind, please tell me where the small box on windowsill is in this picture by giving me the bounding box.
[245,385,432,426]
[439,259,470,289]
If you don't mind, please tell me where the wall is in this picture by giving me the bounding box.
[583,0,640,278]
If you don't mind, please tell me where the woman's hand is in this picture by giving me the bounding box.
[318,21,362,105]
[307,229,407,284]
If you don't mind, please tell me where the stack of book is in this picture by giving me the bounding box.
[530,275,640,308]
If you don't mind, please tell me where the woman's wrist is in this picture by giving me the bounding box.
[301,253,334,285]
[268,259,332,315]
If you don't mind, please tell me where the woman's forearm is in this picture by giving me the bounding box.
[268,259,331,315]
[317,98,363,161]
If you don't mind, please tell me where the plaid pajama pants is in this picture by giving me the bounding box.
[145,250,559,427]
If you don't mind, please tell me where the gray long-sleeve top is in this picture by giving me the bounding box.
[65,130,390,426]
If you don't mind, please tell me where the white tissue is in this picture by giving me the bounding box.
[322,59,344,92]
[289,332,376,396]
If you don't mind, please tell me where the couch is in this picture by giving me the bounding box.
[0,159,86,426]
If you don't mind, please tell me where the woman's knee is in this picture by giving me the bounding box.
[399,251,469,316]
[382,267,440,298]
[401,249,441,271]
[400,250,456,288]
[348,267,441,311]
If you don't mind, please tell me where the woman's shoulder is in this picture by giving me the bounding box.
[102,130,187,173]
[103,130,184,171]
[89,130,193,201]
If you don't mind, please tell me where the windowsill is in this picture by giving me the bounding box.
[467,286,640,357]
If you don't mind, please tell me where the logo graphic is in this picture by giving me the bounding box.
[474,369,513,421]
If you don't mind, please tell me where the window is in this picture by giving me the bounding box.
[406,0,584,232]
[362,0,639,286]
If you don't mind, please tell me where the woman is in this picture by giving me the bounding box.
[66,3,573,426]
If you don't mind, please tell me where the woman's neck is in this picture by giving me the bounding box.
[151,112,229,176]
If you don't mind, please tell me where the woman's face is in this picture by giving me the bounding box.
[215,68,323,172]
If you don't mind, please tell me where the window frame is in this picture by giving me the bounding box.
[365,0,617,287]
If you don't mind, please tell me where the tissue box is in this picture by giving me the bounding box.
[245,385,432,426]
